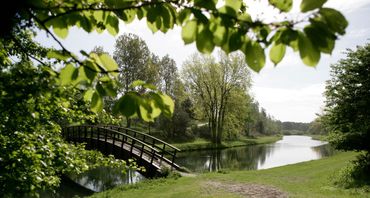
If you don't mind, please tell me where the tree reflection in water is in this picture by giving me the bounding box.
[176,145,272,172]
[176,136,336,172]
[68,167,145,192]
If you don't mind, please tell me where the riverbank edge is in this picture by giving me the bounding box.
[90,152,368,198]
[171,135,282,152]
[308,134,328,141]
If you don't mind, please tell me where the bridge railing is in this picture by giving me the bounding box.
[101,125,181,168]
[62,125,180,170]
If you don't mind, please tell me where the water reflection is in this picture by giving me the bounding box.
[68,167,145,192]
[176,136,335,172]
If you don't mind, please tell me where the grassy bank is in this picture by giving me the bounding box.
[171,136,282,151]
[309,134,328,141]
[90,152,368,198]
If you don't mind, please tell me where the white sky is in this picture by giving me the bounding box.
[35,0,370,123]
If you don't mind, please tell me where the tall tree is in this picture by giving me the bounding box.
[159,55,178,94]
[323,43,370,152]
[113,33,151,93]
[323,42,370,185]
[183,52,251,144]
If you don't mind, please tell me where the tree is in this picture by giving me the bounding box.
[159,55,178,95]
[307,117,326,135]
[114,33,152,93]
[323,43,370,152]
[323,43,370,185]
[223,88,251,140]
[183,52,251,144]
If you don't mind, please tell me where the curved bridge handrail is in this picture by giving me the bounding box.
[102,125,181,152]
[62,125,180,170]
[63,125,159,152]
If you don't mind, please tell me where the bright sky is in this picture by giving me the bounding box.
[35,0,370,123]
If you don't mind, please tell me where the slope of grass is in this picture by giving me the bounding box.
[90,152,368,198]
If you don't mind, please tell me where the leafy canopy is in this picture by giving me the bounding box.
[0,0,348,119]
[323,43,370,152]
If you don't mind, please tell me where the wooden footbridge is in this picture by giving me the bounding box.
[62,125,181,177]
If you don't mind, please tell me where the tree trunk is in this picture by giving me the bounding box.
[126,117,131,128]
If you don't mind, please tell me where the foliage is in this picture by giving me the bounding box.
[223,88,251,140]
[183,52,251,143]
[0,0,348,123]
[245,102,281,136]
[332,153,370,189]
[323,43,370,188]
[323,43,370,152]
[0,60,128,196]
[307,117,327,135]
[113,33,153,93]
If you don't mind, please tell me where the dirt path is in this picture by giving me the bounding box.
[204,181,288,198]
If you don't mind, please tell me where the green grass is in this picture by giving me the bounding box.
[90,152,368,198]
[171,136,282,151]
[308,134,328,141]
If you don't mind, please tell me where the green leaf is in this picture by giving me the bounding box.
[228,30,244,52]
[143,83,157,90]
[304,23,335,54]
[75,66,89,85]
[83,65,98,83]
[83,89,94,102]
[269,42,286,65]
[98,54,118,71]
[130,80,146,88]
[194,0,217,10]
[103,82,117,97]
[47,50,70,61]
[113,93,138,117]
[138,98,161,122]
[237,13,252,22]
[177,9,191,25]
[91,92,103,113]
[211,24,227,46]
[160,93,174,117]
[298,32,320,66]
[275,28,299,51]
[59,64,76,85]
[182,20,198,44]
[147,20,159,33]
[301,0,327,12]
[269,0,293,12]
[106,15,119,35]
[77,12,93,32]
[96,83,107,96]
[319,8,348,35]
[119,9,136,24]
[243,40,266,72]
[53,26,68,39]
[196,25,215,53]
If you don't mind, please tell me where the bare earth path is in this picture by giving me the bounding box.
[203,181,288,198]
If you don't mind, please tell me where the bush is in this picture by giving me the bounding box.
[332,152,370,190]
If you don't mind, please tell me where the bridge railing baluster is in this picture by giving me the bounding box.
[129,139,135,158]
[139,143,144,159]
[171,150,177,169]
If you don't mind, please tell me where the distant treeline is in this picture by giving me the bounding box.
[280,119,326,135]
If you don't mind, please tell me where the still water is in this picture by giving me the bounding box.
[176,135,335,172]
